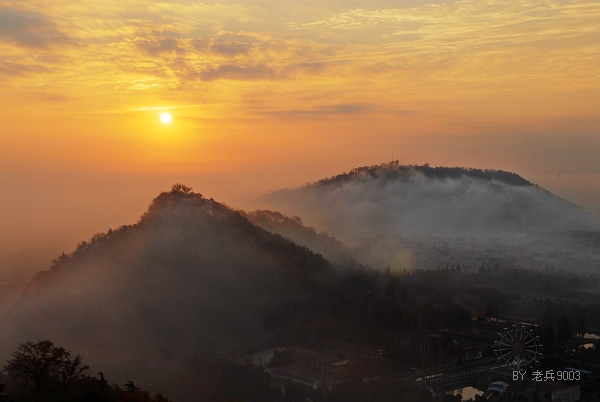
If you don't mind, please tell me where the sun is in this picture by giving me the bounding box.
[160,112,172,124]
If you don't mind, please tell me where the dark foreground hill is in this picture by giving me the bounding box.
[260,162,599,242]
[0,185,333,401]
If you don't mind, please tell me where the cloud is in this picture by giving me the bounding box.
[268,103,373,117]
[164,36,254,57]
[190,38,210,51]
[191,58,331,81]
[36,93,70,102]
[0,8,74,49]
[135,36,185,55]
[210,40,253,56]
[126,31,333,83]
[297,0,600,51]
[0,61,51,77]
[131,104,205,112]
[199,64,278,81]
[289,0,600,89]
[1,0,598,117]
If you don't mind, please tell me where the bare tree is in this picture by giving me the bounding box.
[53,350,89,396]
[4,340,62,401]
[4,340,88,401]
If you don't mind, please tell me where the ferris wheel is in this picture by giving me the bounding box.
[495,325,542,370]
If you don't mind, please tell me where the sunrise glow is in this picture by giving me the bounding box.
[1,0,600,296]
[0,0,598,180]
[1,2,600,398]
[160,113,172,124]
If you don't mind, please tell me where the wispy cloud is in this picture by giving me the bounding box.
[0,0,598,116]
[267,103,374,117]
[85,104,217,114]
[0,8,75,49]
[131,104,207,112]
[210,40,254,57]
[199,63,277,81]
[291,0,600,89]
[135,36,186,55]
[0,61,51,77]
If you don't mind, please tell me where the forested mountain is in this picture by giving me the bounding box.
[243,210,361,267]
[0,185,334,401]
[311,162,534,188]
[261,162,599,241]
[2,183,599,402]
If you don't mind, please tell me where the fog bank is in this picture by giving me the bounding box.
[260,164,599,244]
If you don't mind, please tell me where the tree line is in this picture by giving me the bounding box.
[1,340,172,402]
[312,163,534,188]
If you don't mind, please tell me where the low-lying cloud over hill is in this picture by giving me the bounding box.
[260,162,599,243]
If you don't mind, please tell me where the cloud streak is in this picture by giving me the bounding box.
[0,8,75,49]
[266,103,373,117]
[0,61,51,77]
[199,63,277,81]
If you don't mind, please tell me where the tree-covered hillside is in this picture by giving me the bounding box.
[312,161,534,188]
[1,185,334,401]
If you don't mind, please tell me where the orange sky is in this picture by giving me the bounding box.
[1,0,600,287]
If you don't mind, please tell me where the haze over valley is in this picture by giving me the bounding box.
[1,165,600,401]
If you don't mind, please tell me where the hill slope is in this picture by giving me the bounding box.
[0,185,332,400]
[242,209,362,267]
[260,162,599,241]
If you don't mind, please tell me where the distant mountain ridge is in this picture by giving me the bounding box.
[260,162,599,240]
[310,161,534,188]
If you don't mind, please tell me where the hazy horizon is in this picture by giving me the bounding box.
[1,164,599,295]
[1,0,600,319]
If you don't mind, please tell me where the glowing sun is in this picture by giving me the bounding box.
[160,112,172,124]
